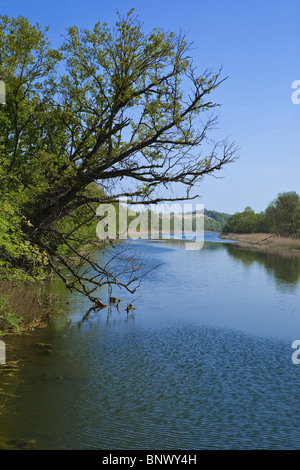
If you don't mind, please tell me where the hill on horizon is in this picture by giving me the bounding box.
[203,209,232,231]
[146,208,232,232]
[123,205,232,233]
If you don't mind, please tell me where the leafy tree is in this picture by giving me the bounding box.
[222,192,300,236]
[0,11,237,303]
[265,192,300,235]
[255,211,269,233]
[222,207,259,234]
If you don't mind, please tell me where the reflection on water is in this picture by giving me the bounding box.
[1,234,300,450]
[225,243,300,287]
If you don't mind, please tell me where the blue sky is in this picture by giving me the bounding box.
[2,0,300,214]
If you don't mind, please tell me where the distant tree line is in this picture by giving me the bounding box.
[222,192,300,236]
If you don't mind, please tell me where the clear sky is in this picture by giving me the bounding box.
[2,0,300,214]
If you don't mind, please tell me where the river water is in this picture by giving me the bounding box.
[1,233,300,449]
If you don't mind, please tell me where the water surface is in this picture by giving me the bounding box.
[1,233,300,449]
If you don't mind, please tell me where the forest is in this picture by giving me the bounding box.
[222,192,300,236]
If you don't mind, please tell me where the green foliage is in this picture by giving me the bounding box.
[0,199,48,282]
[222,192,300,236]
[0,10,236,305]
[0,294,22,332]
[56,184,106,257]
[264,192,300,235]
[203,209,232,231]
[222,206,260,234]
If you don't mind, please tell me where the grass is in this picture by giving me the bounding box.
[0,280,56,333]
[220,233,300,254]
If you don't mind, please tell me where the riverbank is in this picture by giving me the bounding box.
[220,233,300,255]
[0,280,58,335]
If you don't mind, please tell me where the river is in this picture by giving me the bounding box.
[1,232,300,449]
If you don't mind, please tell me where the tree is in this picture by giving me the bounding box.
[265,192,300,235]
[0,11,238,303]
[222,192,300,236]
[222,207,259,234]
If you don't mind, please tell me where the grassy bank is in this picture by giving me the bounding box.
[0,281,58,335]
[220,233,300,255]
